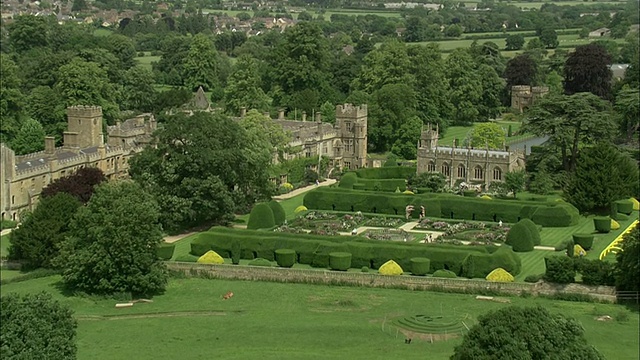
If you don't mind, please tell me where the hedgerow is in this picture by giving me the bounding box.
[268,200,286,226]
[247,203,275,230]
[157,243,176,260]
[593,217,611,233]
[410,257,431,276]
[615,200,633,215]
[275,249,296,268]
[329,252,352,271]
[432,270,457,278]
[354,167,416,179]
[572,234,594,250]
[505,221,535,252]
[544,256,575,284]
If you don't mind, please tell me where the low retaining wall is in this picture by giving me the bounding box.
[165,262,616,303]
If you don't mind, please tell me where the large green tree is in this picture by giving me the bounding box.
[445,49,483,125]
[129,112,272,231]
[614,88,639,142]
[239,109,289,162]
[368,83,417,153]
[563,43,613,99]
[467,122,506,149]
[1,292,77,360]
[55,181,168,296]
[224,55,271,115]
[391,115,422,160]
[182,34,221,92]
[523,93,616,172]
[9,118,44,155]
[614,223,640,292]
[0,54,25,143]
[353,40,414,94]
[8,15,50,53]
[451,306,605,360]
[8,193,81,269]
[121,66,157,112]
[564,142,639,212]
[505,54,538,88]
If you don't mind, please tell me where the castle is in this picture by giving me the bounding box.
[0,106,156,221]
[511,85,549,113]
[416,124,525,188]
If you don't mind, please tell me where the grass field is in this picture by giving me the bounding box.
[136,55,161,72]
[2,275,638,359]
[439,120,523,146]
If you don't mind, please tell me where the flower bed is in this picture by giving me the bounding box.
[361,228,411,242]
[417,218,510,244]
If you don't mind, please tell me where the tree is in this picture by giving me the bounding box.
[564,143,639,213]
[368,83,417,153]
[71,0,87,11]
[0,54,24,143]
[8,15,50,53]
[353,40,414,94]
[505,34,525,50]
[26,86,65,139]
[224,55,271,115]
[41,167,106,204]
[563,43,613,99]
[528,170,554,195]
[10,118,45,155]
[239,109,289,161]
[0,292,77,359]
[614,88,639,142]
[451,306,605,360]
[407,172,447,192]
[523,93,616,172]
[121,67,157,112]
[445,49,483,125]
[504,170,526,198]
[182,34,221,92]
[55,181,168,296]
[8,193,81,269]
[129,112,272,231]
[504,54,538,88]
[539,28,559,49]
[467,122,506,150]
[391,115,422,160]
[444,24,463,37]
[614,223,640,292]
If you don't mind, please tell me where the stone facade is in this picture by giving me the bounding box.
[416,124,525,188]
[511,85,549,113]
[0,106,156,221]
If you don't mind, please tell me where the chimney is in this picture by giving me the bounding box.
[302,111,306,122]
[45,136,55,154]
[278,109,285,120]
[240,107,247,117]
[315,111,322,123]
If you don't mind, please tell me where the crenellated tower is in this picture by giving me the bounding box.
[64,106,104,149]
[336,104,368,169]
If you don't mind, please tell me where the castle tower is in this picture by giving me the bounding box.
[336,104,367,169]
[0,144,16,220]
[511,85,532,113]
[64,106,103,149]
[420,123,439,150]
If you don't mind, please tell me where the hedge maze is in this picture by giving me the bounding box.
[393,313,471,339]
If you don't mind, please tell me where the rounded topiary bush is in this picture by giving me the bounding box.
[593,216,611,233]
[268,200,286,226]
[486,268,514,282]
[518,218,541,246]
[361,266,369,273]
[410,257,431,276]
[294,205,308,213]
[247,202,275,230]
[248,258,272,267]
[157,243,176,260]
[505,221,535,252]
[275,249,296,268]
[572,233,594,250]
[432,269,457,278]
[329,252,352,271]
[339,172,357,189]
[175,254,198,262]
[197,250,225,264]
[615,200,634,215]
[378,260,403,275]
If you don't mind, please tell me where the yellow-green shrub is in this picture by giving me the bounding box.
[486,268,514,282]
[611,219,620,230]
[574,244,587,257]
[631,198,639,211]
[481,195,492,200]
[281,182,294,192]
[378,260,403,275]
[294,205,308,213]
[197,250,224,264]
[403,190,414,195]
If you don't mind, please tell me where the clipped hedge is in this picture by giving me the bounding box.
[275,249,296,268]
[247,203,275,230]
[190,227,520,278]
[356,178,407,192]
[572,233,594,250]
[432,269,457,278]
[248,258,272,267]
[329,252,352,271]
[544,256,575,284]
[339,172,358,189]
[615,200,633,215]
[486,268,514,282]
[174,254,198,262]
[303,188,579,226]
[611,219,620,230]
[410,257,431,276]
[198,250,225,264]
[355,166,416,179]
[518,218,541,246]
[157,243,176,260]
[593,216,611,233]
[505,221,535,252]
[268,200,286,226]
[379,260,403,275]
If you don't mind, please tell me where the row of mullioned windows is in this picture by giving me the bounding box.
[426,162,503,181]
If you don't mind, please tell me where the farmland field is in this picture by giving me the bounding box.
[2,275,638,360]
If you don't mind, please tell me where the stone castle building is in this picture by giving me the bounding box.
[0,106,156,221]
[511,85,549,113]
[416,124,525,188]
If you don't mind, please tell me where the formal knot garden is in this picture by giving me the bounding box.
[165,166,639,295]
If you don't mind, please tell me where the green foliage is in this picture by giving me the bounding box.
[247,203,276,230]
[466,122,505,150]
[564,143,639,213]
[267,200,286,226]
[361,266,369,272]
[329,252,352,271]
[407,172,446,193]
[231,240,241,265]
[41,167,106,204]
[275,249,296,268]
[564,43,612,99]
[338,172,358,189]
[55,181,168,296]
[224,55,271,115]
[461,246,521,278]
[410,257,431,276]
[240,110,288,162]
[499,220,534,251]
[391,115,422,160]
[10,117,44,155]
[157,243,176,260]
[504,170,526,198]
[576,258,615,286]
[0,292,77,360]
[182,34,221,92]
[248,258,272,267]
[8,193,81,269]
[175,254,198,263]
[528,170,555,195]
[518,218,541,246]
[505,34,525,51]
[524,273,544,283]
[0,220,18,230]
[544,256,576,284]
[614,200,633,215]
[354,166,416,179]
[615,223,640,292]
[432,269,457,278]
[531,203,580,227]
[572,234,594,250]
[451,306,605,360]
[593,217,611,233]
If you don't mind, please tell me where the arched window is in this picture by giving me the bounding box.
[441,162,450,177]
[457,164,466,178]
[474,166,484,180]
[428,161,436,172]
[493,167,502,181]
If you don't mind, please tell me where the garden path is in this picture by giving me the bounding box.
[0,229,12,236]
[272,179,337,200]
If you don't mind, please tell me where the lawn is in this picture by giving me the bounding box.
[439,120,524,146]
[2,275,637,359]
[462,0,626,8]
[136,55,161,72]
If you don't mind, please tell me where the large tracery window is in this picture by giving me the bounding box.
[457,164,466,178]
[474,166,484,180]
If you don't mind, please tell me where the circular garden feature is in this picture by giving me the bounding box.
[393,313,471,342]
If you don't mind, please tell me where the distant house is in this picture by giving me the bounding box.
[589,27,610,38]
